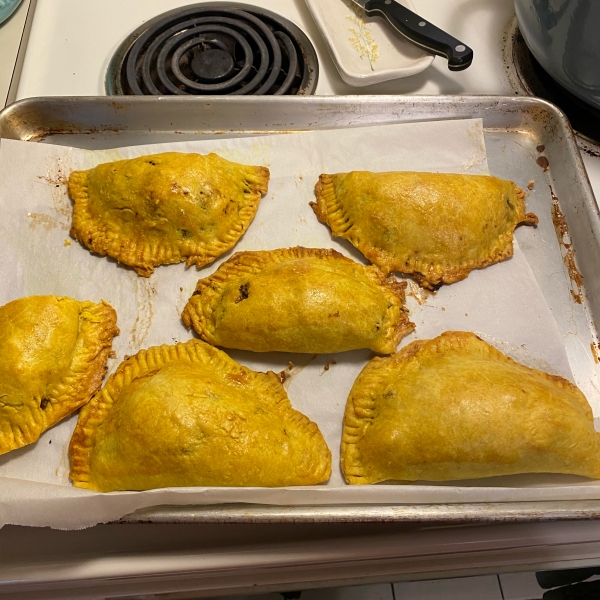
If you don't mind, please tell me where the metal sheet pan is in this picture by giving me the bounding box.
[1,94,599,523]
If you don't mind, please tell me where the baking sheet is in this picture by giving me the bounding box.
[0,117,597,530]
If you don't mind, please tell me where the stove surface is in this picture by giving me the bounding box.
[16,0,516,98]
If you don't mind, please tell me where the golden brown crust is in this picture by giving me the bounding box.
[0,296,119,455]
[69,152,270,277]
[312,172,537,289]
[70,338,331,491]
[181,246,415,354]
[342,331,600,484]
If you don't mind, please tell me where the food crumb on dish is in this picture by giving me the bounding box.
[64,239,71,246]
[527,179,535,190]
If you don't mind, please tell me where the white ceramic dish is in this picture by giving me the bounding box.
[304,0,434,86]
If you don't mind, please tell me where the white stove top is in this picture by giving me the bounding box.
[16,0,516,98]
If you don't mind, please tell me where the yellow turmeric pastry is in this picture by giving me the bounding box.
[0,296,119,456]
[69,152,270,277]
[342,331,600,484]
[181,247,414,354]
[312,172,538,289]
[69,339,331,491]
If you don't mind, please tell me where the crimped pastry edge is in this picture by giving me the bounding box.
[69,153,270,277]
[181,246,415,354]
[0,296,119,455]
[69,338,331,490]
[313,173,538,289]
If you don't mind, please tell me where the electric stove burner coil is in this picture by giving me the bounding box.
[107,3,318,96]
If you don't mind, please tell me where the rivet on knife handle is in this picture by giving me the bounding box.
[352,0,473,71]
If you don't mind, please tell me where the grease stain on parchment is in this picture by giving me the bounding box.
[54,434,71,484]
[26,213,64,231]
[462,122,488,173]
[320,359,337,376]
[29,155,72,232]
[590,342,600,365]
[128,275,157,352]
[175,284,194,319]
[406,280,431,306]
[278,355,318,390]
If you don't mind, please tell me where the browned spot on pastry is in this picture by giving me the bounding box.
[235,283,250,304]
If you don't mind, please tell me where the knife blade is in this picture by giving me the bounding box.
[350,0,473,71]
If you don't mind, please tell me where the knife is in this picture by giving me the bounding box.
[350,0,473,71]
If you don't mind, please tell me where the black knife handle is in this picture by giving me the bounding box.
[363,0,473,71]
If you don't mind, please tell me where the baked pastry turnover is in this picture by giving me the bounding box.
[69,152,270,277]
[0,296,118,456]
[181,247,414,354]
[342,331,600,484]
[70,339,331,491]
[312,172,538,289]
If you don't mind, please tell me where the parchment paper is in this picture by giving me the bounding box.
[1,119,598,531]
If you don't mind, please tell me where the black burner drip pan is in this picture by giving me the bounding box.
[106,2,318,96]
